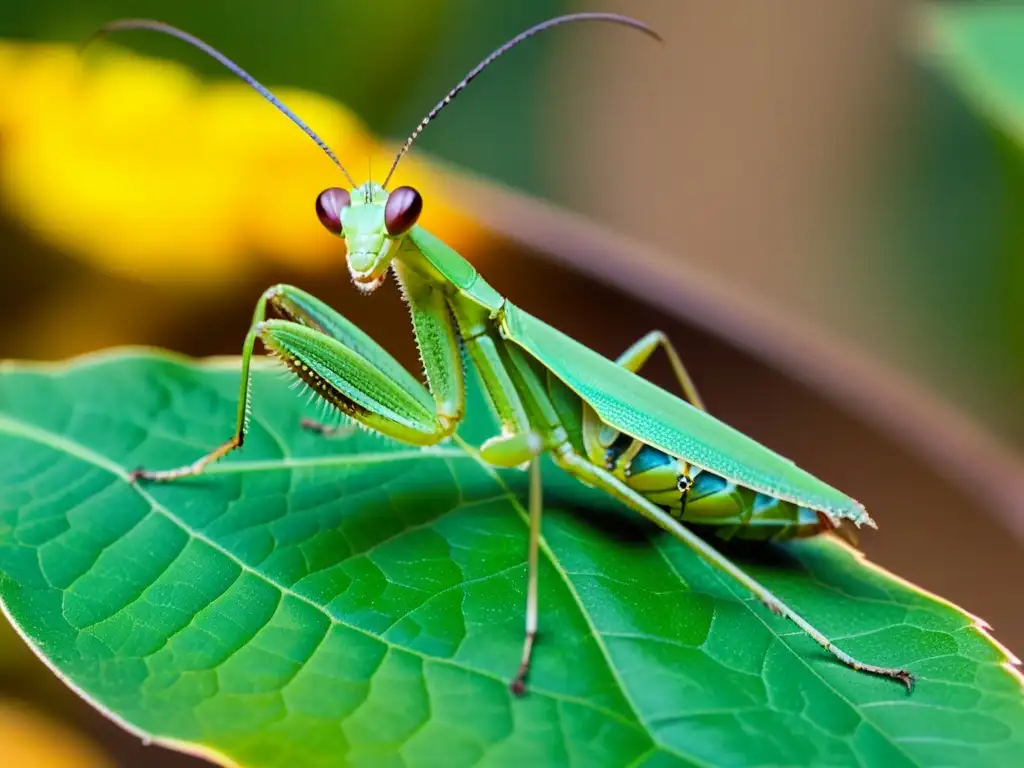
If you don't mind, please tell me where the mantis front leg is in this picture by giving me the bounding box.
[132,279,465,481]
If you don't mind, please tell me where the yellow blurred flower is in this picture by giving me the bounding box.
[0,40,483,284]
[0,699,111,767]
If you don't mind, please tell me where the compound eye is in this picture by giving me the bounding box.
[384,186,423,235]
[315,187,351,235]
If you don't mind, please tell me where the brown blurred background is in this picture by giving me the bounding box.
[1,1,1022,765]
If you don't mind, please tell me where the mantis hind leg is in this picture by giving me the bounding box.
[132,283,462,482]
[616,330,705,411]
[551,449,915,692]
[582,329,704,484]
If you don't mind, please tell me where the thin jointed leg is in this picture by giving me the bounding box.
[477,430,545,695]
[617,330,706,411]
[510,456,543,696]
[552,450,914,691]
[129,288,275,482]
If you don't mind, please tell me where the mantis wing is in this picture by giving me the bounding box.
[500,302,872,524]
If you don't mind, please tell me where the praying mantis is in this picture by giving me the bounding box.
[94,12,914,696]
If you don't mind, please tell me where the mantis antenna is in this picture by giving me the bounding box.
[380,12,661,189]
[85,14,659,193]
[84,19,358,188]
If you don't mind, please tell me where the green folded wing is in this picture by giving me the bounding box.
[500,302,871,524]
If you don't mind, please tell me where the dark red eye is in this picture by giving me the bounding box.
[384,186,423,235]
[315,187,351,235]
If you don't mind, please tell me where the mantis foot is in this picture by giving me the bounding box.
[891,669,915,694]
[509,673,528,697]
[508,626,538,697]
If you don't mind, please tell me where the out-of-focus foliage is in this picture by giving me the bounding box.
[921,3,1024,395]
[845,3,1024,444]
[926,4,1024,144]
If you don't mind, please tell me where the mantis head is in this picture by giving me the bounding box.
[314,182,423,293]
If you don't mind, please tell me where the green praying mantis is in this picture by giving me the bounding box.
[93,12,914,696]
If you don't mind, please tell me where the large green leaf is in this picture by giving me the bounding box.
[0,350,1021,767]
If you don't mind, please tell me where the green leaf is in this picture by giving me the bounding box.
[0,349,1021,767]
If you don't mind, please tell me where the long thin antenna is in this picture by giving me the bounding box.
[85,19,357,188]
[381,12,661,189]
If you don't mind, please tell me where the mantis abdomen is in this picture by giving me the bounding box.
[588,419,831,542]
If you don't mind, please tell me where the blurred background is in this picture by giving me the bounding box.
[1,0,1022,765]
